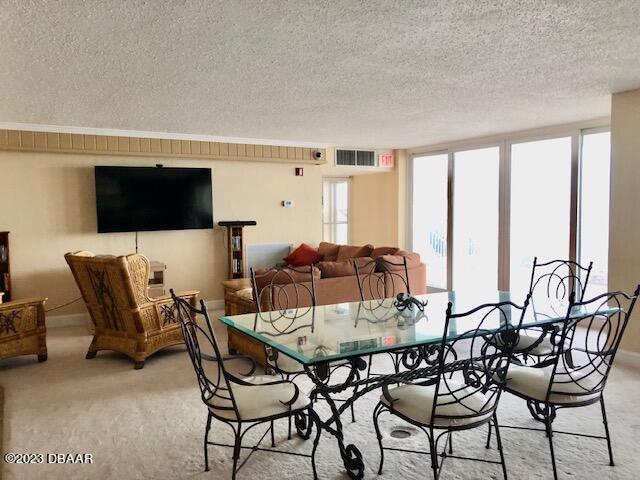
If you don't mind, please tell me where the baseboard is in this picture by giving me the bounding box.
[46,312,90,328]
[46,299,226,328]
[616,348,640,368]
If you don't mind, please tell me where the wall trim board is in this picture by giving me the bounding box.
[0,121,332,149]
[0,128,326,165]
[45,299,226,328]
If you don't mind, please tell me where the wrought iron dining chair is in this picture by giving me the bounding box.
[354,256,411,379]
[250,266,356,427]
[170,290,321,480]
[515,257,593,360]
[250,265,318,380]
[354,256,411,305]
[373,295,531,480]
[494,286,639,480]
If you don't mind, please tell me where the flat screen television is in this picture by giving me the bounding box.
[95,166,213,233]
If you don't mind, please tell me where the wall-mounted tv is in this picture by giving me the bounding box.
[95,166,213,233]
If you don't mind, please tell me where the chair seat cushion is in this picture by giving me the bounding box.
[514,329,556,356]
[206,375,310,421]
[380,380,492,427]
[272,353,304,373]
[504,364,601,405]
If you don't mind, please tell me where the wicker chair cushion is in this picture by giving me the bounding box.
[206,375,310,421]
[504,364,601,405]
[235,287,254,301]
[380,380,492,427]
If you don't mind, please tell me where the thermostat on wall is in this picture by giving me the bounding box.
[282,200,293,208]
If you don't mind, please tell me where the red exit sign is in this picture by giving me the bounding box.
[379,153,394,168]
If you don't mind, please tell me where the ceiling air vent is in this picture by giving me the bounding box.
[336,149,377,167]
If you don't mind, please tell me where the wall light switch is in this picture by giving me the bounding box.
[282,200,293,208]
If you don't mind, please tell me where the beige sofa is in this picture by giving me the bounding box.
[226,242,427,364]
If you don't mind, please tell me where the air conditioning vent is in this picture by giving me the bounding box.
[356,150,375,166]
[336,149,377,167]
[336,149,356,166]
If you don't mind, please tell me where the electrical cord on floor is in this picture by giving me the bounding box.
[45,297,83,313]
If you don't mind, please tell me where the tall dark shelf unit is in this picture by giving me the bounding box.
[0,231,11,302]
[218,221,256,279]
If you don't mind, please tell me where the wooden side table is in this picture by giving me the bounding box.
[0,297,48,363]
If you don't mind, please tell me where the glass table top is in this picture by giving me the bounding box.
[219,291,615,366]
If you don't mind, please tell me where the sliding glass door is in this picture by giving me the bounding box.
[412,153,448,289]
[579,131,611,296]
[509,137,572,295]
[452,147,500,291]
[410,125,609,295]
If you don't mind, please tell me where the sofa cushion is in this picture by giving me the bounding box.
[371,246,399,258]
[379,250,422,271]
[254,266,321,293]
[336,244,374,260]
[283,243,323,267]
[318,242,340,262]
[318,257,375,278]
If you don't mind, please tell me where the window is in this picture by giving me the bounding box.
[509,137,572,294]
[411,153,448,289]
[409,124,610,294]
[323,178,349,244]
[453,147,500,291]
[579,131,611,296]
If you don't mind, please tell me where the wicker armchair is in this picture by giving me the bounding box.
[65,251,198,369]
[0,297,47,363]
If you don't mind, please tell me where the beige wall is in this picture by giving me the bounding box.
[0,151,322,316]
[610,88,640,352]
[349,149,408,248]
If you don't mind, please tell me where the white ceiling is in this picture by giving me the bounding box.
[1,1,639,149]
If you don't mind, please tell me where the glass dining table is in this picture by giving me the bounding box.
[219,290,613,479]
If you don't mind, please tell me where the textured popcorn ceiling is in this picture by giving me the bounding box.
[1,0,639,148]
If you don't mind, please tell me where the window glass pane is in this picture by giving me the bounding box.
[412,154,448,289]
[334,181,348,223]
[510,137,572,295]
[335,223,348,244]
[580,131,610,296]
[453,147,500,291]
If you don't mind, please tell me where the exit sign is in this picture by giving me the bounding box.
[379,153,394,168]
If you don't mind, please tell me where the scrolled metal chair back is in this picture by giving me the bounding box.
[170,289,241,419]
[250,266,317,315]
[529,257,593,303]
[428,296,531,427]
[545,286,640,404]
[354,257,410,307]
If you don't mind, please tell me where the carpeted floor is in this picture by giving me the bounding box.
[1,317,640,480]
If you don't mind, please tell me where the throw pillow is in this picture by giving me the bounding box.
[284,243,323,267]
[336,243,374,260]
[318,241,340,261]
